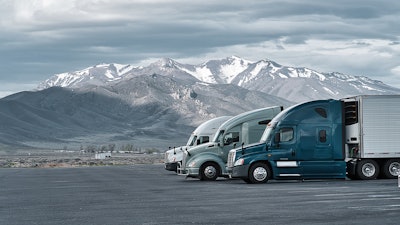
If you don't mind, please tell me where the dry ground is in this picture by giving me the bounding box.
[0,150,164,168]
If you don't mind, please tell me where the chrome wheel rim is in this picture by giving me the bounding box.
[362,163,376,177]
[204,166,217,179]
[389,162,400,176]
[253,167,267,182]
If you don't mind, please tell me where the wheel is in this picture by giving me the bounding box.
[199,162,220,181]
[242,178,252,184]
[356,159,379,180]
[346,172,360,180]
[248,162,271,184]
[381,159,400,179]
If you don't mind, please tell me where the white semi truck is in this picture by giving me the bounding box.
[164,116,231,171]
[178,106,283,180]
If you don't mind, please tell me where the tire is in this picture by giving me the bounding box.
[356,159,379,180]
[242,178,252,184]
[346,172,360,180]
[199,162,220,181]
[248,162,271,184]
[381,159,400,179]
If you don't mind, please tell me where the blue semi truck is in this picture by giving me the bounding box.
[227,95,400,183]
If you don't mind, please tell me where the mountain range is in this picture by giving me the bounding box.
[2,56,400,150]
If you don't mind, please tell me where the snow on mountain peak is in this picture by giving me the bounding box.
[191,66,215,84]
[37,56,400,103]
[183,56,253,84]
[37,63,136,89]
[219,56,252,83]
[153,58,179,68]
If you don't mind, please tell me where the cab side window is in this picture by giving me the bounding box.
[280,128,294,142]
[196,136,210,145]
[224,132,240,145]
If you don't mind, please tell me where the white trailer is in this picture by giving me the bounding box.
[344,95,400,179]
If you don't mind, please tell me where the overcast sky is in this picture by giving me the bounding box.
[1,0,400,98]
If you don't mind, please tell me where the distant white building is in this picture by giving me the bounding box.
[95,152,111,159]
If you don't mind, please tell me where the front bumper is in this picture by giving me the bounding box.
[164,162,178,171]
[178,166,199,178]
[231,164,250,178]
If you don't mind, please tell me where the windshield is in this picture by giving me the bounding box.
[260,123,275,143]
[259,106,290,143]
[213,130,224,143]
[186,135,197,146]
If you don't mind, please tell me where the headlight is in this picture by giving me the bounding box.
[234,158,244,166]
[188,160,197,168]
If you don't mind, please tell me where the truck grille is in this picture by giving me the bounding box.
[227,150,236,168]
[181,151,187,168]
[177,151,187,175]
[164,152,169,162]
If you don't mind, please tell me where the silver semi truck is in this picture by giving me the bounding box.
[178,106,283,180]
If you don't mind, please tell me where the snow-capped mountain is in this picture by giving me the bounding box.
[2,56,400,150]
[230,59,400,102]
[39,56,252,88]
[38,56,400,103]
[1,74,292,149]
[37,63,137,89]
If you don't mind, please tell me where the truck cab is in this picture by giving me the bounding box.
[178,106,283,180]
[228,100,347,183]
[164,116,231,171]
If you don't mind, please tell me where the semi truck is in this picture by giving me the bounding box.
[164,116,232,171]
[178,106,283,180]
[228,95,400,183]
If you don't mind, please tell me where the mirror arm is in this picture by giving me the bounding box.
[241,142,245,155]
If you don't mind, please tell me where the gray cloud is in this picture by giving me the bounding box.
[1,0,400,97]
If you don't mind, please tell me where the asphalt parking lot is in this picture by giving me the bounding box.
[1,164,399,225]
